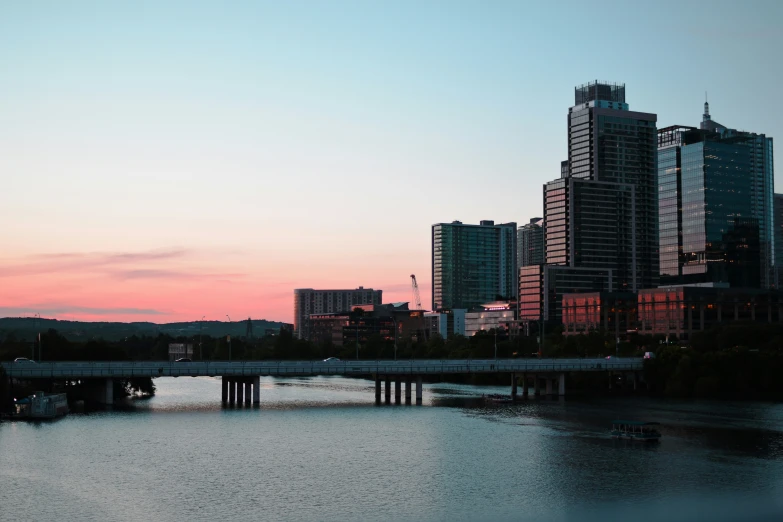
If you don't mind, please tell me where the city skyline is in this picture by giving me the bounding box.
[2,1,782,323]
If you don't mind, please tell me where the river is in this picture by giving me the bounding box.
[2,376,783,521]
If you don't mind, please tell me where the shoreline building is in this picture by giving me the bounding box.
[657,102,774,288]
[293,287,382,340]
[517,218,544,267]
[432,220,517,310]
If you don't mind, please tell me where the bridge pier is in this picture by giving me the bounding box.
[237,379,244,404]
[558,373,566,396]
[384,376,391,404]
[222,378,228,404]
[522,375,528,398]
[244,380,252,405]
[545,377,553,396]
[102,378,114,405]
[631,372,638,391]
[608,372,613,391]
[405,377,412,404]
[375,375,381,404]
[416,376,423,404]
[511,373,518,401]
[533,375,540,397]
[229,378,236,404]
[394,377,401,404]
[253,376,260,404]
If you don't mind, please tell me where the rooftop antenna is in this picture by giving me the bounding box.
[703,91,710,120]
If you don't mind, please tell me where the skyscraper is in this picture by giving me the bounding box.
[517,218,544,267]
[432,220,517,310]
[657,102,775,288]
[775,194,783,288]
[293,287,382,340]
[530,81,659,324]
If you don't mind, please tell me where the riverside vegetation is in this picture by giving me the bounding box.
[2,320,783,401]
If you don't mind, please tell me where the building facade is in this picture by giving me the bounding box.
[432,220,517,310]
[293,287,382,339]
[657,103,775,288]
[464,301,517,337]
[517,218,544,267]
[637,286,783,341]
[424,309,466,339]
[543,81,659,293]
[774,194,783,288]
[562,292,637,339]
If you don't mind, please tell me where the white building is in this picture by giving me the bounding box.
[294,287,382,339]
[465,302,516,337]
[424,309,466,338]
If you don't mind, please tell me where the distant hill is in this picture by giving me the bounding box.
[0,317,291,342]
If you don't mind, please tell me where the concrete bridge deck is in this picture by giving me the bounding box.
[1,358,643,379]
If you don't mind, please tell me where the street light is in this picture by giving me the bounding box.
[226,315,232,361]
[199,316,205,360]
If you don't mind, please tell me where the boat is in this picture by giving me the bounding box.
[483,393,514,403]
[14,391,69,419]
[611,420,661,441]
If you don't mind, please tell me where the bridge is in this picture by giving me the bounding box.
[1,358,644,406]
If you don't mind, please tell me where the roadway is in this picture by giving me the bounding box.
[0,358,643,379]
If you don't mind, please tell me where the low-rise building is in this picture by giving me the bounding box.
[465,301,517,337]
[424,309,466,338]
[562,292,637,340]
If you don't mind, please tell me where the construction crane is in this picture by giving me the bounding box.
[410,274,422,310]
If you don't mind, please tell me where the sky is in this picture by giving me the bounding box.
[1,0,781,324]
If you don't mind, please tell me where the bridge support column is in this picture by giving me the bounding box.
[558,373,565,396]
[229,379,236,404]
[416,376,423,405]
[375,375,381,404]
[237,379,244,404]
[511,373,517,401]
[244,380,252,405]
[384,376,391,404]
[253,377,260,404]
[394,377,401,404]
[533,375,540,397]
[632,372,638,391]
[222,378,228,404]
[608,372,613,391]
[405,377,412,404]
[103,378,114,405]
[522,375,529,398]
[545,377,553,396]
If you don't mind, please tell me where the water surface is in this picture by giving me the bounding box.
[2,376,782,521]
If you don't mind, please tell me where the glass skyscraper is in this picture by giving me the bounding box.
[657,103,775,288]
[775,194,783,288]
[432,220,517,310]
[517,218,544,268]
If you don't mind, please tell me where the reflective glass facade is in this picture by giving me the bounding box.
[657,120,774,288]
[775,194,783,288]
[432,221,517,310]
[517,218,544,267]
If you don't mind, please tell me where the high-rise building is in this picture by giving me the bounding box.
[432,220,517,310]
[293,287,382,340]
[517,218,544,268]
[657,103,774,288]
[775,194,783,288]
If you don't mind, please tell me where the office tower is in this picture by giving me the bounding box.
[432,220,517,310]
[657,102,774,288]
[293,287,382,340]
[775,194,783,288]
[517,218,544,267]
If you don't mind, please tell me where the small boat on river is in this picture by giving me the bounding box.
[611,420,661,441]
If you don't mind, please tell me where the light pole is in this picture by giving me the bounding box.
[226,315,232,361]
[199,316,205,360]
[34,313,41,361]
[393,317,398,361]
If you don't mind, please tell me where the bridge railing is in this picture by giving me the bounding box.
[0,358,644,379]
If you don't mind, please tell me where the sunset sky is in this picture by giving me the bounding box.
[2,1,781,323]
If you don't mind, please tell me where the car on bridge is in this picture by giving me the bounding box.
[14,357,35,363]
[323,357,340,362]
[175,358,192,363]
